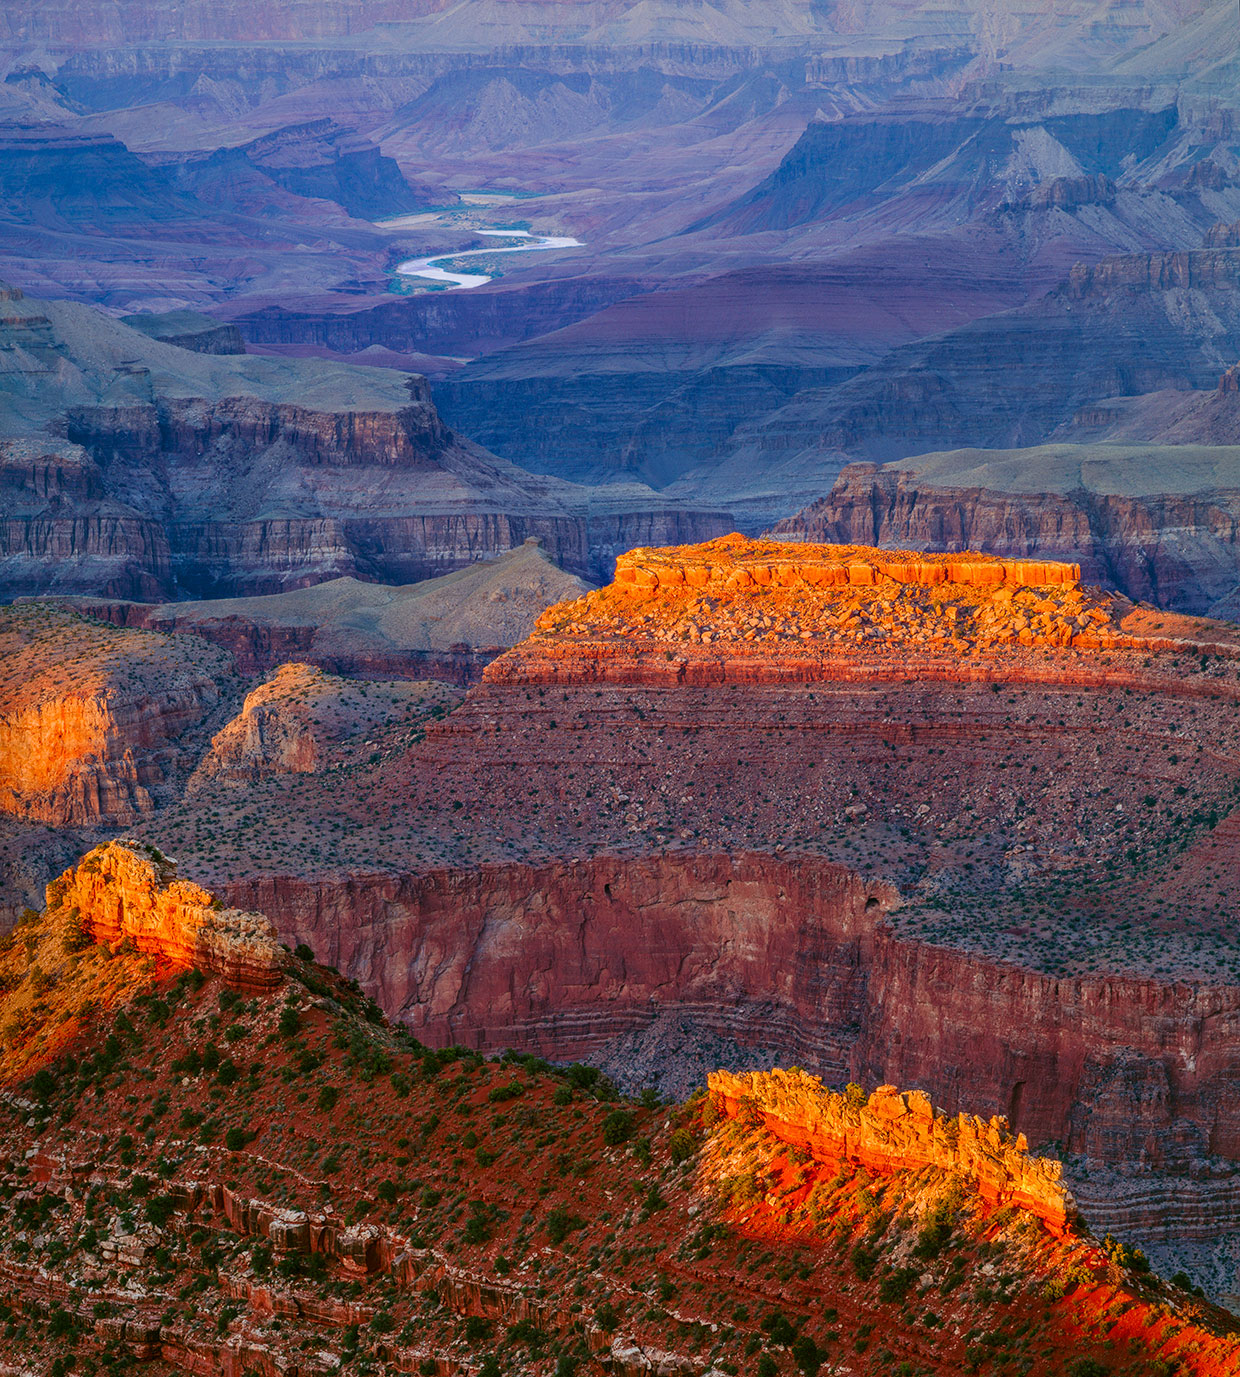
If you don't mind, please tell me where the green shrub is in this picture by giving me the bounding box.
[28,1068,56,1103]
[602,1110,634,1146]
[761,1312,796,1346]
[317,1085,338,1111]
[668,1128,696,1163]
[145,1196,176,1228]
[850,1245,877,1281]
[61,907,93,954]
[487,1079,524,1103]
[791,1336,822,1376]
[877,1267,918,1304]
[225,1127,249,1152]
[546,1207,585,1244]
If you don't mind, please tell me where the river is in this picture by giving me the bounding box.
[395,229,583,290]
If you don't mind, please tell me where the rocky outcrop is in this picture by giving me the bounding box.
[0,603,236,826]
[47,841,283,987]
[119,311,246,355]
[189,663,454,790]
[709,1069,1077,1234]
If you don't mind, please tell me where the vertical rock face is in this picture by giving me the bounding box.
[46,841,284,988]
[0,604,236,827]
[769,463,1240,615]
[709,1069,1077,1235]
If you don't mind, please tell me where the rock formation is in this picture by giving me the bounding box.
[46,840,284,988]
[709,1069,1077,1234]
[771,457,1240,616]
[189,663,457,790]
[119,310,246,355]
[0,603,237,827]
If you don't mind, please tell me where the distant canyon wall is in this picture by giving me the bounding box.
[773,463,1240,615]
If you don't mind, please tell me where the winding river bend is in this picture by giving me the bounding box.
[395,229,583,290]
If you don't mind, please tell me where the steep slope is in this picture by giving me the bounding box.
[0,839,1234,1375]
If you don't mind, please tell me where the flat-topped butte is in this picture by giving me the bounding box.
[615,535,1080,593]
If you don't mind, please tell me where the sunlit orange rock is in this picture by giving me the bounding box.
[47,840,284,988]
[710,1067,1077,1236]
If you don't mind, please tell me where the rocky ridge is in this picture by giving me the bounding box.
[188,662,457,792]
[0,850,1234,1375]
[709,1069,1077,1236]
[71,538,595,684]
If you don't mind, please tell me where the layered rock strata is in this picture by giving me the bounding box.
[0,286,728,600]
[772,462,1240,616]
[0,603,237,827]
[47,841,283,988]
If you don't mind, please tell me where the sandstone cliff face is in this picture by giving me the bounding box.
[48,841,283,987]
[224,846,1240,1263]
[771,464,1240,615]
[709,1069,1076,1234]
[0,604,236,827]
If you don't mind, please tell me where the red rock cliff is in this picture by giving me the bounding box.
[49,841,284,989]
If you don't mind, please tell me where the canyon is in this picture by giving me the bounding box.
[0,841,1233,1374]
[34,533,1217,1299]
[12,0,1240,1363]
[0,283,728,601]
